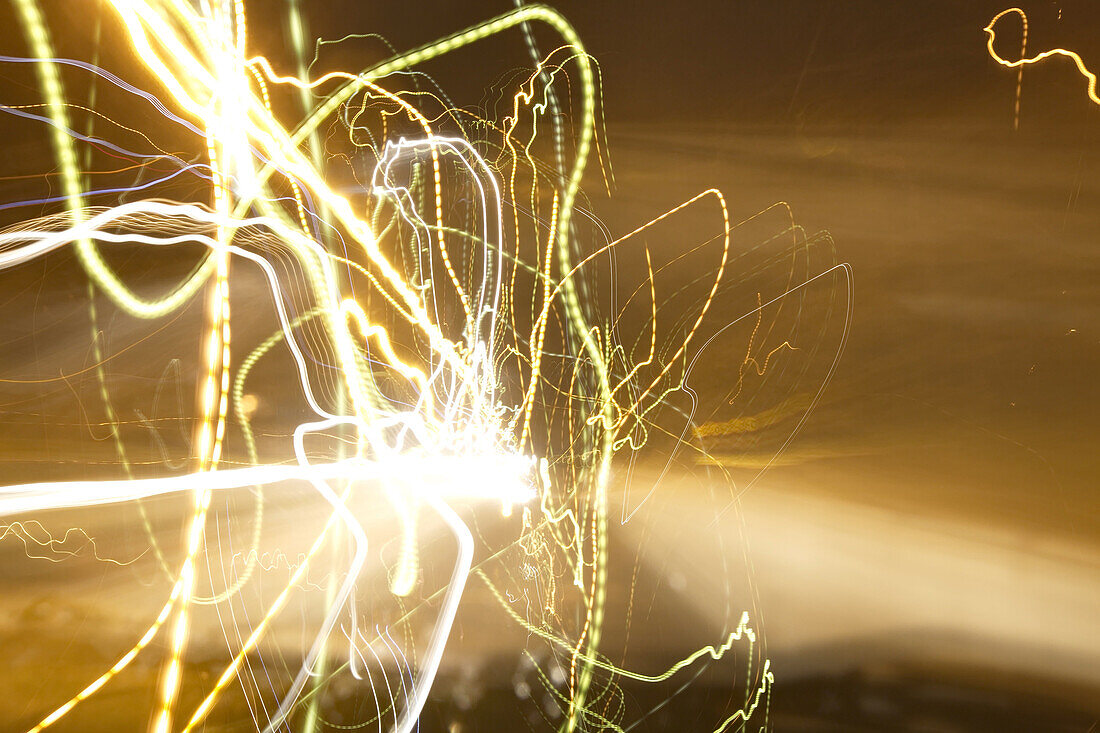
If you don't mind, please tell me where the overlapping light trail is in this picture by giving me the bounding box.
[985,7,1100,109]
[0,1,849,731]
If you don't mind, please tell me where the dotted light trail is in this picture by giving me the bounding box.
[0,1,852,731]
[985,7,1100,109]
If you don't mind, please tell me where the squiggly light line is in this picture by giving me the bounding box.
[985,7,1100,107]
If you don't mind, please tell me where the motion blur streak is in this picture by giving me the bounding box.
[985,7,1100,107]
[0,0,850,730]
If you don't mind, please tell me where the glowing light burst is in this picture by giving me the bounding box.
[0,1,852,731]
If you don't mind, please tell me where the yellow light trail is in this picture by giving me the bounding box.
[0,1,854,730]
[985,7,1100,107]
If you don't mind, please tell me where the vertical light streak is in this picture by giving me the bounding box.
[150,1,242,727]
[1014,10,1027,130]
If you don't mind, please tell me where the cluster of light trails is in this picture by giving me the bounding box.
[0,1,858,730]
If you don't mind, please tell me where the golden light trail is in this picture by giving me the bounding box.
[985,7,1100,107]
[0,1,854,730]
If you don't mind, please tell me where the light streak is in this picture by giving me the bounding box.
[985,7,1100,107]
[0,1,853,730]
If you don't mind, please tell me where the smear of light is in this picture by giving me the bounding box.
[0,1,853,731]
